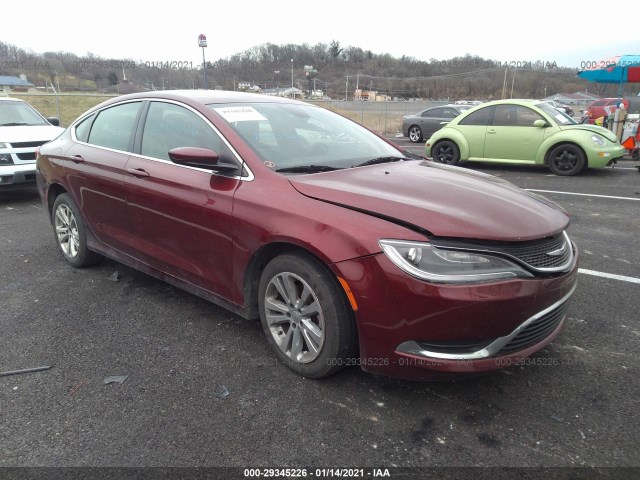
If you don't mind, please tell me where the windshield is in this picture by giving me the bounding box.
[0,100,49,126]
[536,102,577,125]
[208,102,404,171]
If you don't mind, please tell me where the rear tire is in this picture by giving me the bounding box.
[258,252,357,378]
[408,125,423,143]
[432,140,460,165]
[547,144,585,176]
[51,193,103,268]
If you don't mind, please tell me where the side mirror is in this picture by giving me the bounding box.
[168,147,239,172]
[533,119,547,128]
[47,117,60,126]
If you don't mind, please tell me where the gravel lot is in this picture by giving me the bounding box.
[1,149,639,478]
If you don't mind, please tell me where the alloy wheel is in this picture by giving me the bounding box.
[54,204,80,258]
[264,272,325,363]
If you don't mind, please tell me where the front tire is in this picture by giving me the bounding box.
[547,144,585,176]
[258,252,357,378]
[432,140,460,165]
[51,193,102,268]
[408,125,423,143]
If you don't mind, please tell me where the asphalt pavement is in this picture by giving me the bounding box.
[1,149,639,477]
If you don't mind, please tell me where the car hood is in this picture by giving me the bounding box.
[559,124,618,143]
[0,125,64,143]
[289,161,569,242]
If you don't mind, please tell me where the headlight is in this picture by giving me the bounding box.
[591,134,605,146]
[0,143,12,164]
[379,239,533,284]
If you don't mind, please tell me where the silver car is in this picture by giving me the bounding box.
[402,104,472,143]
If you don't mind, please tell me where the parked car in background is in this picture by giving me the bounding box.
[543,100,574,117]
[403,104,472,142]
[455,100,483,106]
[581,98,630,124]
[425,99,625,175]
[0,98,63,189]
[36,90,578,380]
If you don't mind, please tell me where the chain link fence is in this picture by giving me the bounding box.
[5,91,447,134]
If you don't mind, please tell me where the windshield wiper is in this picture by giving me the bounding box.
[0,122,30,126]
[276,164,342,173]
[353,156,410,168]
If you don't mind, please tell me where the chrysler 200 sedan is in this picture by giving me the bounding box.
[36,91,578,380]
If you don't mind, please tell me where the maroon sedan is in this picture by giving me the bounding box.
[36,91,578,380]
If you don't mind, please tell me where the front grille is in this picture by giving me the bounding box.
[17,152,36,160]
[10,141,47,148]
[433,233,572,272]
[487,234,571,270]
[498,299,570,354]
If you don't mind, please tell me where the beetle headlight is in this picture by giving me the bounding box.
[379,239,533,284]
[591,134,605,146]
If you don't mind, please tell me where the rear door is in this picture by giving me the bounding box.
[62,101,143,253]
[123,100,243,299]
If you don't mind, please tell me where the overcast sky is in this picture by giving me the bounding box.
[3,1,639,69]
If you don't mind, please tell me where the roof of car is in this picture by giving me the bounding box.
[107,89,305,105]
[0,97,25,102]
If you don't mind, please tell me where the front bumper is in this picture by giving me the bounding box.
[0,163,37,187]
[334,244,578,380]
[587,145,626,168]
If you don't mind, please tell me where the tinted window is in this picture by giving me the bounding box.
[492,105,544,126]
[458,107,492,126]
[74,114,95,143]
[141,102,225,162]
[422,108,441,118]
[87,102,142,151]
[441,107,458,118]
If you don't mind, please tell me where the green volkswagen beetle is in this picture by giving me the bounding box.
[424,99,626,175]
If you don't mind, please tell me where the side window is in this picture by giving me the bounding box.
[74,114,95,143]
[441,108,458,118]
[423,108,441,118]
[141,102,224,161]
[87,102,142,151]
[492,105,544,126]
[458,106,493,126]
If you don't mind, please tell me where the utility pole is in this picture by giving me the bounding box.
[510,73,515,99]
[502,67,508,100]
[290,58,294,98]
[345,74,349,101]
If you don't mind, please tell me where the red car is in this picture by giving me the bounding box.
[36,91,578,380]
[582,97,629,123]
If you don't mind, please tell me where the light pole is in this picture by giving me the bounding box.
[274,70,280,94]
[290,59,294,98]
[198,34,207,89]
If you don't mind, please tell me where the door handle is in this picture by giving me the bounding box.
[127,168,150,178]
[487,129,497,134]
[71,155,85,163]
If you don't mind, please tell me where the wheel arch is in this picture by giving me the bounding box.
[429,132,470,160]
[542,141,587,167]
[46,183,68,220]
[242,241,350,320]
